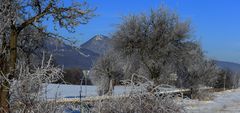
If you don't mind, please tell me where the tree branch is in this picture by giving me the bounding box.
[18,2,53,31]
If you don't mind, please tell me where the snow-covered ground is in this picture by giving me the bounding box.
[46,84,178,99]
[47,84,240,113]
[46,84,131,99]
[184,88,240,113]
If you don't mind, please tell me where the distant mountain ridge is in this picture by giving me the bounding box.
[44,37,99,70]
[46,34,111,70]
[81,34,111,55]
[45,35,240,72]
[214,60,240,73]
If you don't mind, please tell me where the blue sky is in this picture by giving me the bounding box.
[57,0,240,63]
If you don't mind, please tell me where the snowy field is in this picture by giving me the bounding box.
[46,84,178,99]
[47,84,240,113]
[46,84,131,99]
[185,88,240,113]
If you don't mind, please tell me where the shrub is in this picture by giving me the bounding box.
[7,56,62,112]
[90,74,186,113]
[0,55,82,113]
[91,94,185,113]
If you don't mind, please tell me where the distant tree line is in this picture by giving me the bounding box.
[56,68,92,85]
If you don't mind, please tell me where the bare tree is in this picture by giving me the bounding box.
[90,51,123,96]
[112,7,191,85]
[17,26,47,65]
[110,7,220,98]
[0,0,95,112]
[1,0,94,70]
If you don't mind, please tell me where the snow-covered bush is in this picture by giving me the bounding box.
[91,94,185,113]
[9,55,63,112]
[90,74,186,113]
[0,55,83,113]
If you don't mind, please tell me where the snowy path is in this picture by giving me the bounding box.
[185,88,240,113]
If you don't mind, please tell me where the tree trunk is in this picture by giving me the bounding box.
[9,27,18,73]
[108,79,115,95]
[0,33,10,113]
[0,27,18,113]
[0,81,10,113]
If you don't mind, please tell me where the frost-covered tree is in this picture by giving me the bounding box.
[111,7,219,90]
[0,0,94,112]
[90,51,123,95]
[112,7,191,85]
[175,42,219,89]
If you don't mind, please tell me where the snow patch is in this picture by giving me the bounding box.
[185,88,240,113]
